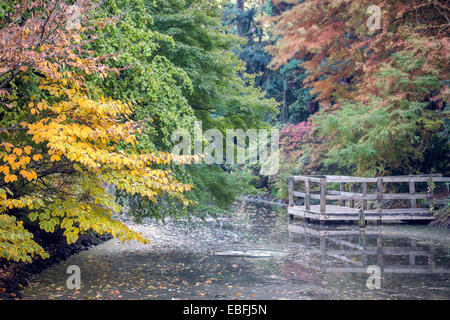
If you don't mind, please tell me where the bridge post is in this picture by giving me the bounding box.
[377,177,383,225]
[349,184,355,208]
[339,183,345,206]
[288,177,294,221]
[409,180,417,208]
[362,182,368,210]
[320,177,326,226]
[359,208,365,228]
[305,178,310,211]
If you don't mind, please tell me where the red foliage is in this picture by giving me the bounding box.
[268,0,450,105]
[0,0,115,97]
[280,120,312,161]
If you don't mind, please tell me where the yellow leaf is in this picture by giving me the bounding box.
[32,154,43,161]
[24,146,32,155]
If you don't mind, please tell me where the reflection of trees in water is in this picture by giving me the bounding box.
[237,201,285,240]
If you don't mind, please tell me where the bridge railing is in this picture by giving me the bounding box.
[288,174,450,217]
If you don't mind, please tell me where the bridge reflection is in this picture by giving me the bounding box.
[287,222,449,274]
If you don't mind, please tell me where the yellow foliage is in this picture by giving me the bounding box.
[0,77,194,262]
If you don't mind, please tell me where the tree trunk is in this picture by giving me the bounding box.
[282,79,287,123]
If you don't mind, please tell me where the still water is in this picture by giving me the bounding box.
[22,202,450,299]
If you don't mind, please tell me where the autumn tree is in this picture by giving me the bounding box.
[0,0,193,262]
[268,0,449,176]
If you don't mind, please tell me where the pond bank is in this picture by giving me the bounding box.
[0,231,111,300]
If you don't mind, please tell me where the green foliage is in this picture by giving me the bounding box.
[222,0,313,125]
[90,0,196,151]
[147,0,277,131]
[316,51,448,176]
[88,0,278,221]
[0,214,49,263]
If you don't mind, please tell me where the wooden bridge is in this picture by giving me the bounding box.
[288,174,450,226]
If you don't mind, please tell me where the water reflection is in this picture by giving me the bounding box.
[288,222,449,275]
[20,202,450,300]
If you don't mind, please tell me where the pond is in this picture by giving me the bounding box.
[22,201,450,300]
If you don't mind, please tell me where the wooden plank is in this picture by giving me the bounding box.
[291,176,307,182]
[325,194,376,200]
[382,193,428,200]
[292,191,305,198]
[308,193,322,200]
[290,205,432,215]
[384,174,442,177]
[382,176,450,183]
[291,191,323,200]
[325,193,427,201]
[288,208,320,220]
[322,214,434,221]
[293,191,322,200]
[292,176,323,183]
[297,205,360,214]
[365,208,431,214]
[325,175,360,179]
[325,176,378,183]
[328,190,365,197]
